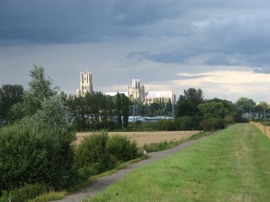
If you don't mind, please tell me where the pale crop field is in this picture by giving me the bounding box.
[75,131,200,147]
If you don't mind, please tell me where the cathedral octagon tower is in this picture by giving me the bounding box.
[128,79,145,101]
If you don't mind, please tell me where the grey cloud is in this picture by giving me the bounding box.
[0,0,112,44]
[127,13,270,72]
[4,0,270,45]
[127,50,197,64]
[0,0,183,45]
[2,0,270,74]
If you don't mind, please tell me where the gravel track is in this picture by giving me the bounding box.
[53,136,208,202]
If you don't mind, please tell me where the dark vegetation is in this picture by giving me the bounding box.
[0,65,260,201]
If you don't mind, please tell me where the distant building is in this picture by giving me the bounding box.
[128,79,145,102]
[144,91,176,104]
[76,71,93,96]
[76,72,175,104]
[127,79,176,104]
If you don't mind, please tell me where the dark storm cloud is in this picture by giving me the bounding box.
[127,13,270,72]
[0,0,113,44]
[0,0,182,44]
[2,0,270,73]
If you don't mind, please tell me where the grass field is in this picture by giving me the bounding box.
[76,131,200,147]
[86,123,270,202]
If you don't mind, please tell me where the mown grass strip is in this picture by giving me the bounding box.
[86,123,270,202]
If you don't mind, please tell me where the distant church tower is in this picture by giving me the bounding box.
[128,79,145,101]
[76,71,93,96]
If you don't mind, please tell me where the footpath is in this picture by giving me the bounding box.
[54,136,209,202]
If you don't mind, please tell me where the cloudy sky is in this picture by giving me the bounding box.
[1,0,270,102]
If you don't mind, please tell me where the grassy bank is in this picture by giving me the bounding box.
[87,123,270,202]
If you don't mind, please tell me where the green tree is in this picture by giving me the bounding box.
[235,97,256,113]
[121,94,130,128]
[115,92,122,128]
[176,88,204,117]
[198,102,225,120]
[0,95,75,191]
[11,65,58,119]
[0,84,24,124]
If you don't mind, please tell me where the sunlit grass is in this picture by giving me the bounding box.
[87,124,270,202]
[29,191,68,202]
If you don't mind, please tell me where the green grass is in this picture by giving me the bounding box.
[86,123,270,202]
[29,191,67,202]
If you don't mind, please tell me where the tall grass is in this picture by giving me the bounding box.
[87,123,270,202]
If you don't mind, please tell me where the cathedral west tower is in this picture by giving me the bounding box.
[76,70,93,96]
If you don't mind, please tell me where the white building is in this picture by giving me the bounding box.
[127,79,176,104]
[76,71,93,96]
[144,91,176,104]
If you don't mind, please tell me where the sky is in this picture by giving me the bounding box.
[1,0,270,102]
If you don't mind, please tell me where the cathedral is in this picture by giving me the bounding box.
[76,71,93,97]
[127,79,175,104]
[76,71,175,104]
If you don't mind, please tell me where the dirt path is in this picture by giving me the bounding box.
[53,136,209,202]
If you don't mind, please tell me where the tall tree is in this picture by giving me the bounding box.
[115,92,122,128]
[11,65,58,119]
[121,94,130,128]
[176,88,203,117]
[198,102,225,119]
[235,97,256,113]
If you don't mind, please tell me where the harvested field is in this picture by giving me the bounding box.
[75,131,200,147]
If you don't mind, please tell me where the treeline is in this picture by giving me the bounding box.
[175,88,247,131]
[66,92,130,131]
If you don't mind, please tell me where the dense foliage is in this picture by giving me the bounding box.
[0,98,75,191]
[0,84,24,125]
[75,132,141,176]
[66,92,130,131]
[131,98,173,117]
[106,135,139,161]
[75,132,112,175]
[176,89,245,131]
[0,183,48,202]
[0,66,75,200]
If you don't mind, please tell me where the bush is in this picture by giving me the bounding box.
[0,118,76,191]
[158,120,175,131]
[174,116,193,130]
[201,118,224,131]
[75,131,112,175]
[106,135,140,162]
[144,141,173,152]
[0,183,48,202]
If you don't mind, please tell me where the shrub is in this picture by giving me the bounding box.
[0,117,75,191]
[201,118,224,131]
[158,120,175,131]
[75,131,112,175]
[106,135,140,162]
[144,141,173,152]
[0,183,48,202]
[174,116,193,130]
